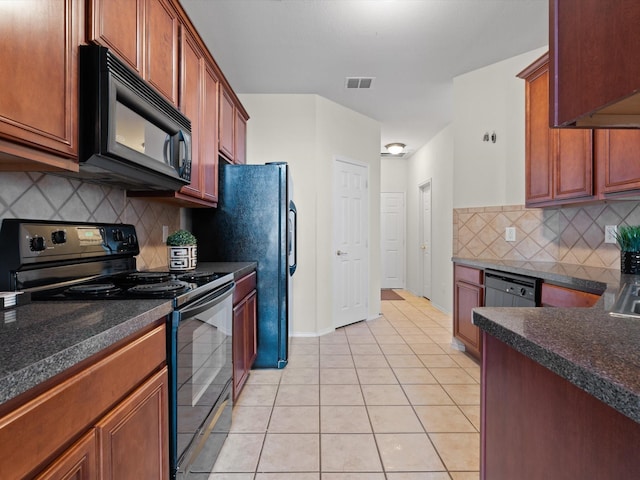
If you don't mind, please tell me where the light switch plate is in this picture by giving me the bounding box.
[605,225,618,244]
[162,225,169,243]
[505,227,516,242]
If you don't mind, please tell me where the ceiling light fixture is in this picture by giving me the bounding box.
[385,143,406,155]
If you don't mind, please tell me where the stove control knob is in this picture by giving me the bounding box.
[126,233,137,245]
[30,236,46,251]
[51,230,67,244]
[112,229,124,242]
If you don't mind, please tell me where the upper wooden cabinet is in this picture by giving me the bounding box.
[595,129,640,196]
[518,54,594,207]
[219,84,249,165]
[88,0,179,105]
[550,0,640,127]
[171,24,220,206]
[0,0,82,172]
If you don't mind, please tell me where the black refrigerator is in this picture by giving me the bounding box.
[192,162,297,368]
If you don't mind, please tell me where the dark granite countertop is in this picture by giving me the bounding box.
[457,258,640,423]
[452,257,619,295]
[0,299,172,405]
[0,262,256,407]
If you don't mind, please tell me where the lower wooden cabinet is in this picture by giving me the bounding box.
[481,333,640,479]
[233,271,257,400]
[540,282,601,308]
[453,264,484,359]
[0,323,168,480]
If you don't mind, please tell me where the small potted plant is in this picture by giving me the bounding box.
[166,229,197,271]
[614,225,640,274]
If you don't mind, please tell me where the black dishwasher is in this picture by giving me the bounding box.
[484,269,540,307]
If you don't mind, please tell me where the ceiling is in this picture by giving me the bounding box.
[180,0,548,157]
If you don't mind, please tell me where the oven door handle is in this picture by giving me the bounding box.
[178,282,235,319]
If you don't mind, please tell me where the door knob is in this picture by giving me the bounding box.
[336,250,348,256]
[420,245,426,250]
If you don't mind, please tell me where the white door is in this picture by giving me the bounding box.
[333,158,368,328]
[419,181,432,300]
[381,192,405,289]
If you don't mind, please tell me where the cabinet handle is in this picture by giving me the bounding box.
[336,250,348,256]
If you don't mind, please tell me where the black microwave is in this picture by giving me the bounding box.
[79,45,191,191]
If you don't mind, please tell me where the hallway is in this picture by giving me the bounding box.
[208,290,480,479]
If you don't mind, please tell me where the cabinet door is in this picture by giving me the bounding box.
[551,0,640,127]
[96,368,169,480]
[88,0,142,73]
[552,128,593,201]
[201,63,220,202]
[35,430,97,480]
[234,110,247,164]
[596,129,640,194]
[454,281,483,359]
[246,291,257,367]
[178,28,203,199]
[233,301,247,400]
[524,63,553,205]
[145,0,179,105]
[219,86,235,161]
[0,0,81,167]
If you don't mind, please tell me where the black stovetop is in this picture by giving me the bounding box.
[31,269,228,301]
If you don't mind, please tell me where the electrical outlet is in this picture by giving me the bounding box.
[505,227,516,242]
[162,225,169,243]
[605,225,618,244]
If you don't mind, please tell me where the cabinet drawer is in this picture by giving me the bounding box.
[234,271,257,305]
[454,264,484,286]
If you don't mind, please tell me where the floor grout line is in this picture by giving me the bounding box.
[207,291,480,480]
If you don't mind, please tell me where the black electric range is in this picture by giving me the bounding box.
[0,219,237,479]
[0,219,233,305]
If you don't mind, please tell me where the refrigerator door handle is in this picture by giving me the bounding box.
[289,200,297,276]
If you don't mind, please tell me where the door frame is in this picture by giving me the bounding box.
[332,156,369,329]
[419,179,432,300]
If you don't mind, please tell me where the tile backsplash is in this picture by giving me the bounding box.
[0,172,180,269]
[454,202,640,269]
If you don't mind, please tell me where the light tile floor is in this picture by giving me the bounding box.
[206,290,480,480]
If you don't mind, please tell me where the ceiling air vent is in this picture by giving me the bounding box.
[346,77,375,89]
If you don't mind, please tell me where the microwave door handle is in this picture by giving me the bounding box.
[178,130,192,180]
[163,134,171,166]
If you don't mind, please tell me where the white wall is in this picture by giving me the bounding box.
[405,125,454,313]
[453,46,547,208]
[239,93,381,336]
[393,46,547,315]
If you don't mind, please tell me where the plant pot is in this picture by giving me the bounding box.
[620,251,640,274]
[168,245,197,271]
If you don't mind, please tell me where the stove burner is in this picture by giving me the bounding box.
[127,280,191,297]
[124,271,172,283]
[64,283,123,297]
[176,271,220,283]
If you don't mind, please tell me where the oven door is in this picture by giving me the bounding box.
[168,281,235,479]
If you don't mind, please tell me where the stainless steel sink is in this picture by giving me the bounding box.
[610,282,640,318]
